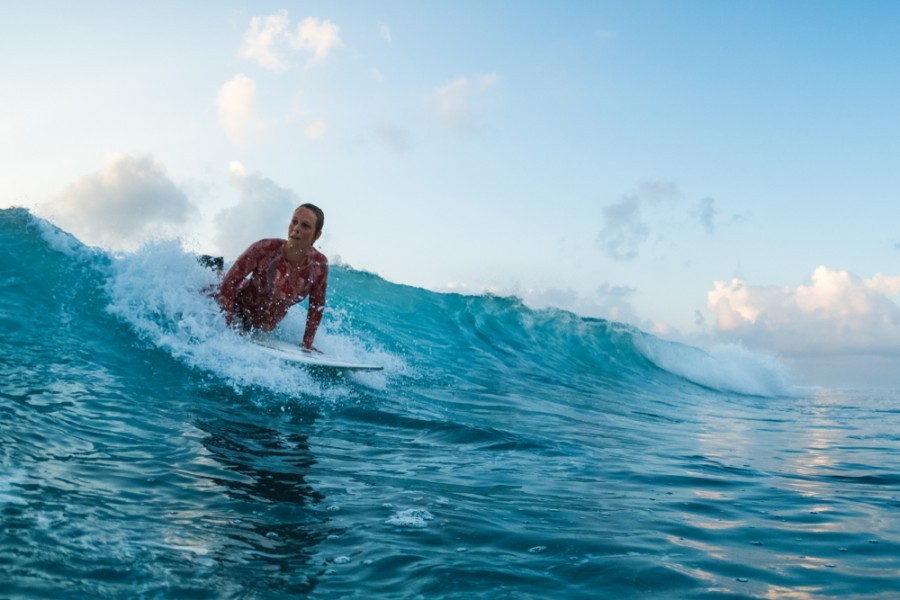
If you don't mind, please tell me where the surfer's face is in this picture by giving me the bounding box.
[288,207,321,249]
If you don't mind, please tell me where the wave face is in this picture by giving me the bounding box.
[3,207,899,599]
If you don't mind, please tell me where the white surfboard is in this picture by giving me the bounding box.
[251,337,384,371]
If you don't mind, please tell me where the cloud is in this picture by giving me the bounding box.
[39,154,195,251]
[637,179,679,205]
[378,21,392,42]
[240,10,291,70]
[239,12,343,70]
[694,197,718,234]
[290,17,343,64]
[375,123,411,154]
[429,74,500,132]
[707,266,900,356]
[596,181,681,261]
[597,194,648,261]
[598,181,729,260]
[439,280,659,331]
[305,119,327,140]
[213,163,301,258]
[217,74,262,143]
[522,283,654,329]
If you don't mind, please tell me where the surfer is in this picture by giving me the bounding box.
[217,203,328,352]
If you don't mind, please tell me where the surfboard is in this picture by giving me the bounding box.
[251,337,384,371]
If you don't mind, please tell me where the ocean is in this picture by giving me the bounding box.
[2,206,898,599]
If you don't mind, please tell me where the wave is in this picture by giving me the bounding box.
[1,207,795,403]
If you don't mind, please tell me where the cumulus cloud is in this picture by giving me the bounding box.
[39,155,195,251]
[290,17,343,64]
[429,74,500,132]
[707,266,900,356]
[240,10,291,70]
[213,162,301,258]
[239,11,343,70]
[217,74,262,143]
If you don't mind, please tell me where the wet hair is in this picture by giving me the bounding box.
[299,203,324,234]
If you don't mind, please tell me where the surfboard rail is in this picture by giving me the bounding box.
[250,336,384,371]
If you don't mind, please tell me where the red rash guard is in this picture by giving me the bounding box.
[218,239,328,348]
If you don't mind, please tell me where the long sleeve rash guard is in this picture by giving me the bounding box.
[218,239,328,348]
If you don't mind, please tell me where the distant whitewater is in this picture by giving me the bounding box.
[3,206,898,599]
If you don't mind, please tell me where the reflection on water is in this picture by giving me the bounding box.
[645,388,900,597]
[181,400,333,596]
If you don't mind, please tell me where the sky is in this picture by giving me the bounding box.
[2,1,899,387]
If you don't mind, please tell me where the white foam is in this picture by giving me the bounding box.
[634,334,797,397]
[385,508,434,528]
[103,240,400,400]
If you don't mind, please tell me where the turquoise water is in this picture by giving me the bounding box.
[2,207,899,599]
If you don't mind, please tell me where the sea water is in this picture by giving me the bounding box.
[1,207,898,599]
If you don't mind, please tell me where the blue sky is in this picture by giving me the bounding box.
[3,1,900,386]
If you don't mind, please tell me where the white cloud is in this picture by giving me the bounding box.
[521,283,649,326]
[217,74,262,143]
[436,280,660,332]
[429,74,499,132]
[240,10,291,70]
[214,164,301,258]
[378,21,392,42]
[38,154,195,251]
[290,17,343,65]
[707,266,900,356]
[305,119,327,140]
[239,12,343,70]
[479,73,499,89]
